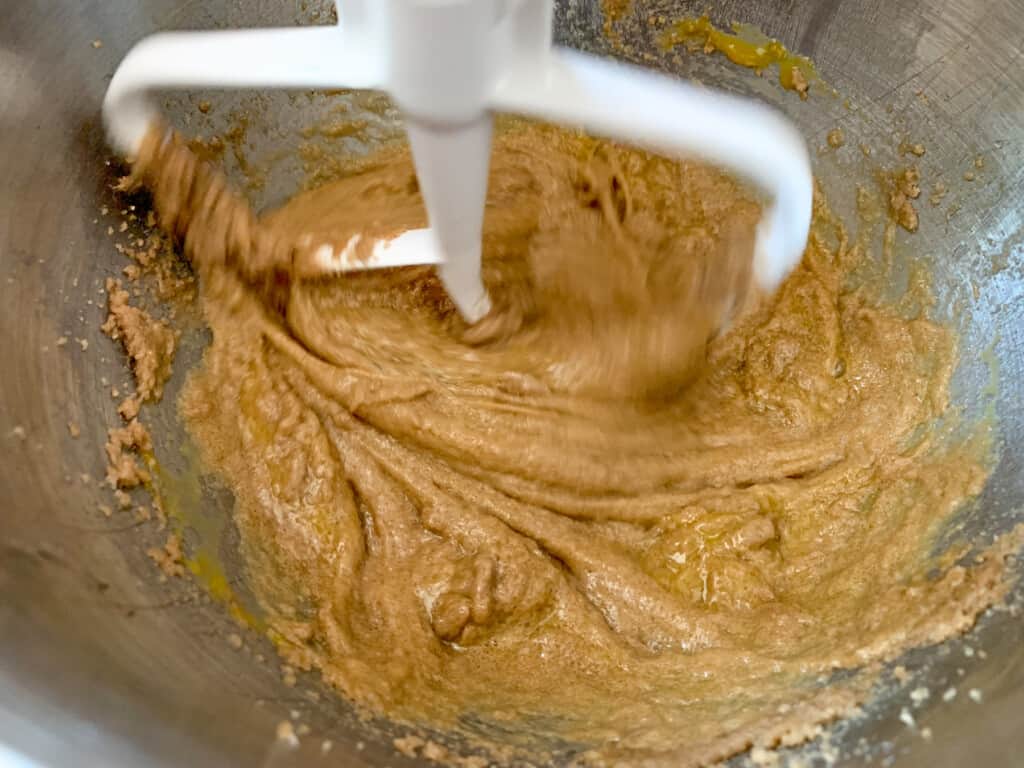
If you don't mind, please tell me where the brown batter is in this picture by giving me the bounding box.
[126,122,1011,766]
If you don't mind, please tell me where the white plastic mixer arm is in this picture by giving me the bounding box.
[102,25,385,157]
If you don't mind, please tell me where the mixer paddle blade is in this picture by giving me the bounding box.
[306,228,442,276]
[103,0,815,322]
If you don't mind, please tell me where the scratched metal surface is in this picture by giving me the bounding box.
[0,1,1022,767]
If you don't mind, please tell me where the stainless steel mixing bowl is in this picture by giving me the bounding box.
[2,1,1022,766]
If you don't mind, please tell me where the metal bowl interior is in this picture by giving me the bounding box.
[1,1,1022,766]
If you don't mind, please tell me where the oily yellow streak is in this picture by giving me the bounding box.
[153,452,263,630]
[660,15,821,96]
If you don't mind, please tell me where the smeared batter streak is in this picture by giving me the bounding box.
[126,122,1012,766]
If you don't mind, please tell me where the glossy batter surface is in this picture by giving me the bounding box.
[129,123,1006,765]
